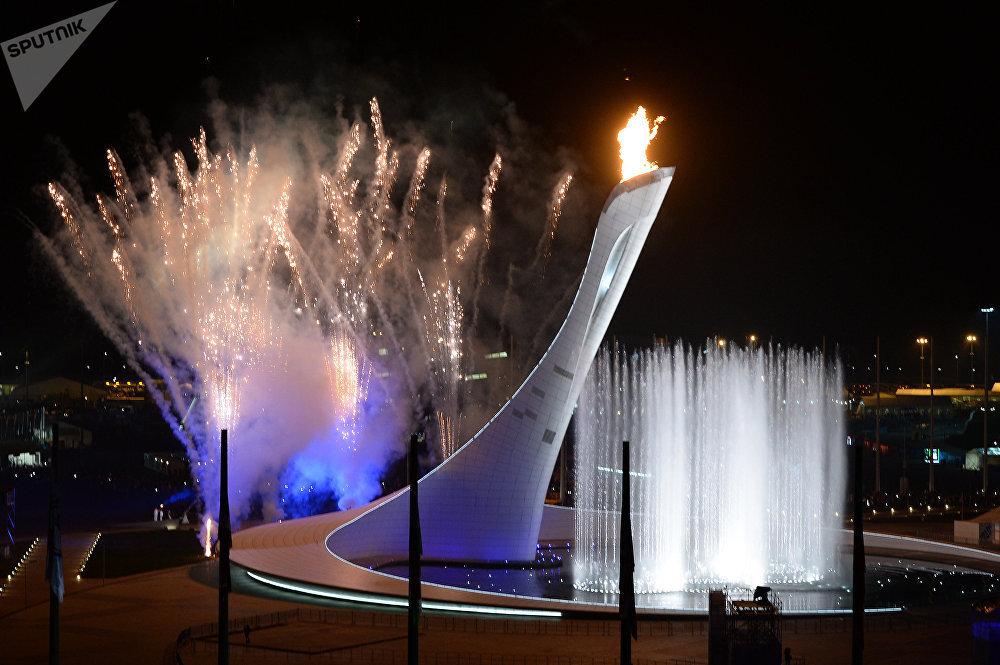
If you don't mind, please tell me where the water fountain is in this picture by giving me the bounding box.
[573,343,846,592]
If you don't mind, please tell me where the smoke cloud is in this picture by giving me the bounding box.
[36,71,599,531]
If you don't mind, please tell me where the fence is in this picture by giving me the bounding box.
[177,605,914,664]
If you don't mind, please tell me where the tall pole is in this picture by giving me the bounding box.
[408,432,422,665]
[929,339,935,493]
[218,429,231,665]
[901,426,908,493]
[919,341,925,386]
[985,308,993,495]
[970,337,976,386]
[559,442,568,505]
[875,337,881,494]
[47,423,62,665]
[620,440,636,665]
[852,414,865,665]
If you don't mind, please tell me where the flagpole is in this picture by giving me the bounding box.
[620,440,636,665]
[408,431,423,665]
[852,401,865,664]
[219,429,231,665]
[47,422,61,665]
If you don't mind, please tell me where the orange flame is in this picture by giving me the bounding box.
[617,106,665,181]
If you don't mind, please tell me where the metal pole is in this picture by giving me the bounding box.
[559,441,568,505]
[620,440,636,665]
[852,416,865,665]
[408,432,422,665]
[971,339,976,386]
[48,423,60,665]
[902,427,908,493]
[985,309,993,495]
[919,344,924,387]
[929,339,935,493]
[218,429,231,665]
[875,337,881,494]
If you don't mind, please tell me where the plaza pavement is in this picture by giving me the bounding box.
[0,527,981,665]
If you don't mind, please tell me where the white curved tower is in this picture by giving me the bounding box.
[328,167,674,563]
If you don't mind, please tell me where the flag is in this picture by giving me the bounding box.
[46,508,64,603]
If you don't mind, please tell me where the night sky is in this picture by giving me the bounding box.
[0,2,995,386]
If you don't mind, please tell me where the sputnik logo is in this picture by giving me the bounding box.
[2,2,116,111]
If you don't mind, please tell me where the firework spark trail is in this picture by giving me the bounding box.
[42,131,300,519]
[96,194,122,240]
[325,331,373,454]
[40,100,582,527]
[403,147,431,238]
[479,153,502,250]
[396,147,434,382]
[42,184,197,463]
[106,148,136,223]
[498,172,574,341]
[364,98,399,288]
[530,172,574,273]
[453,226,477,264]
[470,153,502,335]
[437,410,458,460]
[416,268,464,460]
[434,178,448,259]
[48,183,89,268]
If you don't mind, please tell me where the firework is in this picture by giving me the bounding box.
[41,99,584,522]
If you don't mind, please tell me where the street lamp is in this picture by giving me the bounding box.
[983,307,994,493]
[917,337,928,386]
[749,334,757,351]
[968,335,978,386]
[927,337,935,492]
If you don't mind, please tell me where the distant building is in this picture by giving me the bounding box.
[2,376,107,403]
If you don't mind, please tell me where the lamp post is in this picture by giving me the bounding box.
[917,338,928,386]
[875,337,881,494]
[929,337,935,493]
[968,335,978,386]
[983,308,993,494]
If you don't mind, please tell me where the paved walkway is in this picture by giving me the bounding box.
[0,532,99,617]
[0,528,982,665]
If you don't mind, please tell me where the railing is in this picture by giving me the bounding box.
[179,606,927,664]
[179,639,706,665]
[175,608,715,664]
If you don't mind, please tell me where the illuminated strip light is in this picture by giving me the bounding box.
[1,537,40,596]
[854,530,1000,562]
[247,569,900,617]
[784,607,903,616]
[245,570,562,618]
[77,532,101,581]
